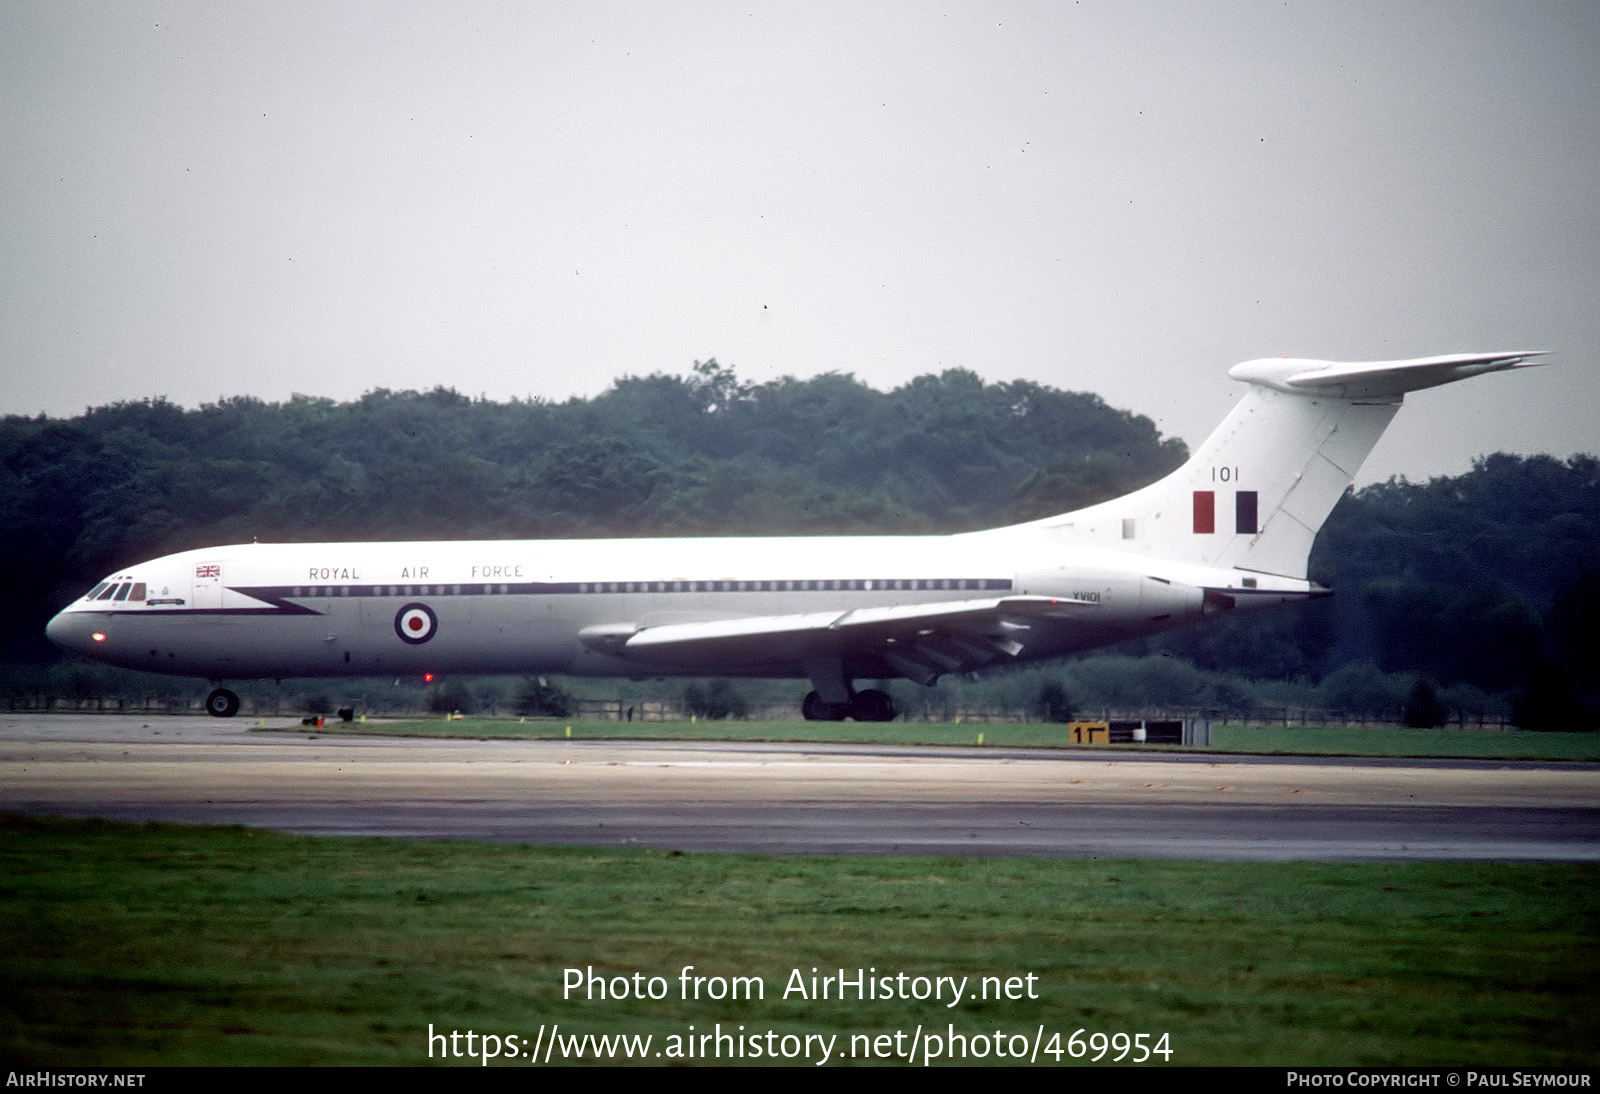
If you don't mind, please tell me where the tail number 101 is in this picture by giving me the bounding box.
[1211,466,1241,482]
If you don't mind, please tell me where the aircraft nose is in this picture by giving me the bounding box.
[45,610,96,655]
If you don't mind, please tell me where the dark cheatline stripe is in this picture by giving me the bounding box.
[87,577,1017,616]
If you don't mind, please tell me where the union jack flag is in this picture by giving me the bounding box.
[195,564,221,578]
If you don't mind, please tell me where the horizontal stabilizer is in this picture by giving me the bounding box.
[1229,351,1547,400]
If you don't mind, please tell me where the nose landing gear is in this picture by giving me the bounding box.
[205,687,240,718]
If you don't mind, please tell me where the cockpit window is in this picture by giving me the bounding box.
[112,583,132,601]
[85,583,110,601]
[130,583,147,601]
[94,584,117,601]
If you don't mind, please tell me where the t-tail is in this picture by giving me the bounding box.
[1011,352,1546,579]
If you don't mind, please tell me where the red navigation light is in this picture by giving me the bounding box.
[422,672,434,684]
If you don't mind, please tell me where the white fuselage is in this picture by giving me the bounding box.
[44,533,1307,682]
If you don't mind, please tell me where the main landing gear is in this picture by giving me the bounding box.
[802,687,896,722]
[205,687,240,718]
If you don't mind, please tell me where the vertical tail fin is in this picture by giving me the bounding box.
[1013,352,1545,578]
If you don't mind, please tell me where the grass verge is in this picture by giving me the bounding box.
[272,717,1600,761]
[1,814,1594,1066]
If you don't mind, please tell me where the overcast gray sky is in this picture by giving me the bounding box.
[3,1,1596,483]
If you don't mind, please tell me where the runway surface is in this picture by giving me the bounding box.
[3,714,1597,861]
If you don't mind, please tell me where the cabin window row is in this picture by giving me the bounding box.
[572,577,1009,594]
[289,584,507,598]
[278,578,1013,598]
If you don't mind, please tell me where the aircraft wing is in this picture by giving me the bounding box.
[579,595,1097,683]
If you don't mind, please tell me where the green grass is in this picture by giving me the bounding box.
[1,814,1595,1066]
[276,716,1600,761]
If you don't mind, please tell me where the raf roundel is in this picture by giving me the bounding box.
[394,603,438,645]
